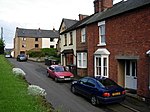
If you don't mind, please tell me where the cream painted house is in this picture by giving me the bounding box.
[59,18,78,66]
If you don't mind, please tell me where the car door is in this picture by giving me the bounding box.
[75,78,88,95]
[83,79,99,98]
[48,67,55,78]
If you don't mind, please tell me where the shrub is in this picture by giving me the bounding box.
[28,85,47,97]
[12,68,26,77]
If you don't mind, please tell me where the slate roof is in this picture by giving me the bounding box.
[85,0,150,25]
[16,28,59,38]
[59,18,78,32]
[61,0,150,34]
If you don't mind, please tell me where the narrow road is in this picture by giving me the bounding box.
[8,58,149,112]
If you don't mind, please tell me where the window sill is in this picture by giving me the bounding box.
[97,43,106,46]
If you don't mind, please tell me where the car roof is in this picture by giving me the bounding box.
[51,65,63,68]
[83,76,108,81]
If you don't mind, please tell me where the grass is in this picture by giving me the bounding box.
[0,55,54,112]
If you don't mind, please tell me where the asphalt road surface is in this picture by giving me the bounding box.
[8,58,149,112]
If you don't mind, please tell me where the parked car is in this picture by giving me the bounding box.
[71,77,126,105]
[5,54,12,58]
[47,65,74,82]
[17,54,28,61]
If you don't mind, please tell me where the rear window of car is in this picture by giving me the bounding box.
[99,78,118,87]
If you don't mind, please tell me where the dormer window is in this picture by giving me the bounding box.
[98,21,106,46]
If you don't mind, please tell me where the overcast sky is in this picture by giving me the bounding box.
[0,0,121,48]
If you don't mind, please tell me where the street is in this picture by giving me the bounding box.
[8,58,149,112]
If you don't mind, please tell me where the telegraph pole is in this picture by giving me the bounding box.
[1,27,3,40]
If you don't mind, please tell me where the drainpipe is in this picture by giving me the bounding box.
[146,50,150,96]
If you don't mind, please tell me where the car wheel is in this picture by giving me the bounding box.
[71,86,76,94]
[91,96,99,106]
[54,77,58,82]
[46,72,50,77]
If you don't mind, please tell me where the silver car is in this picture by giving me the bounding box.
[17,54,28,61]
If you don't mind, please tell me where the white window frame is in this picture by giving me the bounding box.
[77,52,87,68]
[98,21,106,46]
[95,55,109,77]
[81,28,86,43]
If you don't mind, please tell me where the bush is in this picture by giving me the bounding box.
[28,85,47,97]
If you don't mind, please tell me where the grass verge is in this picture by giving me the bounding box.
[0,55,54,112]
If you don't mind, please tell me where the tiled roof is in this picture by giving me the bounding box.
[61,0,150,33]
[59,18,78,32]
[16,28,59,38]
[86,0,150,25]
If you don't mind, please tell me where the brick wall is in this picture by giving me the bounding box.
[106,6,150,97]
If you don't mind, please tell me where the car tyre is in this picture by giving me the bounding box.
[71,86,76,94]
[46,72,50,77]
[91,96,99,106]
[54,77,58,82]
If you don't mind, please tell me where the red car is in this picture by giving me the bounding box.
[47,65,74,82]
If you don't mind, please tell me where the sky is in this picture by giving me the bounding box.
[0,0,121,48]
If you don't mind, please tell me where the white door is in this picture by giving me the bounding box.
[125,60,137,90]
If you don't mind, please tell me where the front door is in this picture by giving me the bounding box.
[125,60,137,90]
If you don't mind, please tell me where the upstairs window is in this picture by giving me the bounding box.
[81,28,86,43]
[69,32,73,45]
[98,21,106,46]
[35,38,38,41]
[64,34,67,46]
[50,38,54,42]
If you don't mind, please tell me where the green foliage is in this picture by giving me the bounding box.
[41,48,57,57]
[0,55,53,112]
[0,38,5,54]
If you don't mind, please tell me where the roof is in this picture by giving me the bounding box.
[60,0,150,33]
[16,28,59,38]
[86,0,150,25]
[60,16,92,34]
[59,18,78,32]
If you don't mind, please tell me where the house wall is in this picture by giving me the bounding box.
[60,30,76,66]
[86,23,99,77]
[76,28,88,76]
[106,6,150,98]
[42,38,58,48]
[14,36,42,57]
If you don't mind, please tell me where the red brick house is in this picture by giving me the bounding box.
[72,0,150,99]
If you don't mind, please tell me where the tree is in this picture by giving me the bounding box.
[0,38,5,54]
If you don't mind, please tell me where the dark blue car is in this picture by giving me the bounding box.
[71,77,126,105]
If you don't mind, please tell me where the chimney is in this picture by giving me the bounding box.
[79,14,89,21]
[94,0,113,13]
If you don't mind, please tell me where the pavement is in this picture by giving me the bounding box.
[120,93,150,112]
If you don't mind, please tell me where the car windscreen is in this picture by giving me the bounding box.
[54,67,65,72]
[99,78,118,87]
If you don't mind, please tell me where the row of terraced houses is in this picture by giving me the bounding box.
[14,0,150,101]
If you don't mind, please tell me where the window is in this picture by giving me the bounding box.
[22,44,26,48]
[35,38,38,41]
[95,55,109,77]
[50,38,54,42]
[50,45,54,48]
[77,52,87,68]
[98,21,106,46]
[69,32,73,45]
[22,38,26,41]
[64,34,67,46]
[87,79,96,87]
[81,28,86,43]
[35,44,39,48]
